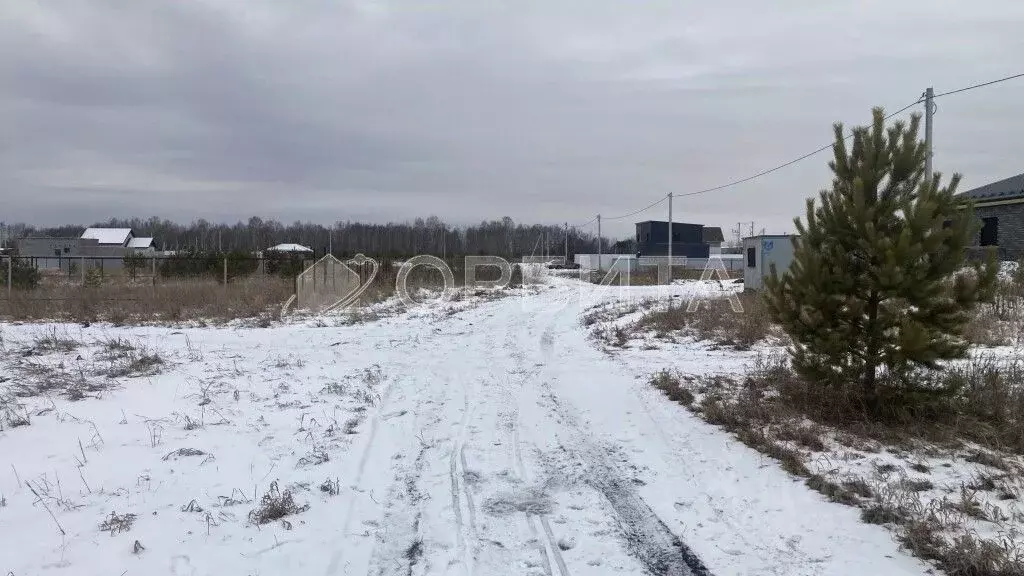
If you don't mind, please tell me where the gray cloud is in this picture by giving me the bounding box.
[3,0,1024,239]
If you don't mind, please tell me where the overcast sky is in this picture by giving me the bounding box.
[2,1,1023,239]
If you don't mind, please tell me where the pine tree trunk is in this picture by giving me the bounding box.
[862,293,880,409]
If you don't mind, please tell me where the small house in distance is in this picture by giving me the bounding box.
[703,226,725,255]
[957,173,1024,261]
[635,221,710,258]
[16,227,158,270]
[743,234,798,290]
[266,243,313,254]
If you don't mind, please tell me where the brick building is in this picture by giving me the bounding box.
[959,173,1024,261]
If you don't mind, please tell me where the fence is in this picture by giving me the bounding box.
[575,253,745,272]
[0,253,519,322]
[0,255,306,323]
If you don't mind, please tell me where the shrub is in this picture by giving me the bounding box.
[1,252,41,290]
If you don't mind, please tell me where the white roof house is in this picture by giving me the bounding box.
[127,237,154,249]
[81,228,133,246]
[267,243,313,253]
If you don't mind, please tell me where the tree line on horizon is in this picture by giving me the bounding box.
[0,215,638,258]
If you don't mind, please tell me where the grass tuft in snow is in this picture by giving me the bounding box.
[26,327,81,356]
[162,447,207,461]
[101,347,164,378]
[248,481,309,525]
[319,478,341,496]
[650,369,694,406]
[99,511,137,535]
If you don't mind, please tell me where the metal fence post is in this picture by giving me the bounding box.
[80,256,85,285]
[6,256,11,301]
[223,257,228,287]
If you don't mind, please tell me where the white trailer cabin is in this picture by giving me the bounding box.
[743,235,798,291]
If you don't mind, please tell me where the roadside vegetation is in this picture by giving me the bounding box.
[639,108,1024,575]
[0,255,534,326]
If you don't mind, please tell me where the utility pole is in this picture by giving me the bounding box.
[564,222,569,265]
[924,86,934,184]
[596,215,602,271]
[667,192,673,280]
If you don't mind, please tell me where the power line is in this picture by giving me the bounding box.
[676,99,922,199]
[933,72,1024,98]
[578,71,1024,233]
[569,216,598,229]
[603,195,668,221]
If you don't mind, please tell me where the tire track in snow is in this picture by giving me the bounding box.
[529,307,711,576]
[448,379,478,575]
[511,419,554,576]
[460,445,479,539]
[505,329,570,576]
[325,378,397,576]
[537,382,712,576]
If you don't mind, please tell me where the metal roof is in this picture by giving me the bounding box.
[127,237,153,249]
[702,227,725,243]
[958,173,1024,202]
[267,243,313,253]
[635,220,703,226]
[81,227,132,245]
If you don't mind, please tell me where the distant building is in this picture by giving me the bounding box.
[81,227,133,246]
[634,221,710,258]
[266,243,314,254]
[15,228,158,270]
[703,227,725,255]
[958,173,1024,261]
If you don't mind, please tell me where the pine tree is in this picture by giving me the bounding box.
[764,108,996,408]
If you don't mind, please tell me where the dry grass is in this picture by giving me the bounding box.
[651,355,1024,576]
[99,347,164,378]
[248,481,309,525]
[99,511,137,535]
[632,292,773,349]
[966,272,1024,347]
[0,275,293,325]
[1,256,537,325]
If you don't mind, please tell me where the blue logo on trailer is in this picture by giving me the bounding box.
[762,240,774,252]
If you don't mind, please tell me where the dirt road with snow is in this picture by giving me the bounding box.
[1,279,930,575]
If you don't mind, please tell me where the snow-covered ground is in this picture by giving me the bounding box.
[1,277,932,575]
[585,280,1024,573]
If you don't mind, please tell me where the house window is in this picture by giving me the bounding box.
[980,217,998,246]
[746,247,756,268]
[63,247,70,254]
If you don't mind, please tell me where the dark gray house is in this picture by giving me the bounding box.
[958,173,1024,261]
[635,221,718,258]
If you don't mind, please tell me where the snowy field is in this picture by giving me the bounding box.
[1,277,936,576]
